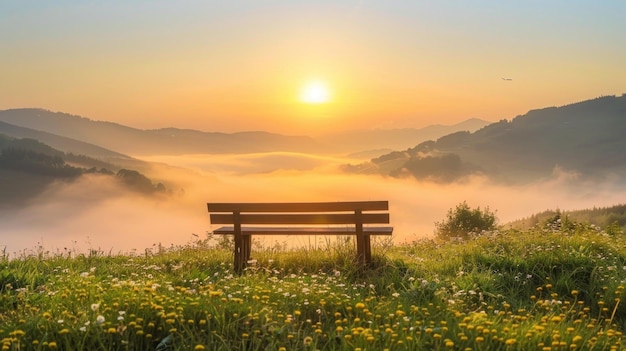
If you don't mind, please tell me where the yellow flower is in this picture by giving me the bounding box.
[303,336,313,346]
[506,339,517,345]
[194,345,206,351]
[9,330,26,337]
[355,302,366,309]
[48,341,58,349]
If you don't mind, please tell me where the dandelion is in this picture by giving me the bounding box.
[91,303,100,311]
[96,315,105,325]
[194,346,206,351]
[303,336,313,346]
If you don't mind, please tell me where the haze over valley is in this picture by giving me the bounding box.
[1,95,625,256]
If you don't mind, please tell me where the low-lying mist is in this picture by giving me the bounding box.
[2,152,625,258]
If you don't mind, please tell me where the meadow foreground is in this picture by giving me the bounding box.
[1,226,625,350]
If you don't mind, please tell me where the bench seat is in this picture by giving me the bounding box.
[212,226,394,235]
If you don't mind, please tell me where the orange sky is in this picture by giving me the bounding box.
[1,2,625,135]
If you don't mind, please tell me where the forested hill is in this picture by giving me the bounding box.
[347,95,626,183]
[0,134,168,206]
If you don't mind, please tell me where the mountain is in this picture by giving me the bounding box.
[317,118,490,154]
[0,134,168,207]
[0,120,130,160]
[0,109,490,157]
[347,95,626,183]
[0,109,321,156]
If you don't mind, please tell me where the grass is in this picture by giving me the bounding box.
[1,228,625,350]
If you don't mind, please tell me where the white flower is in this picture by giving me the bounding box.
[91,303,100,311]
[96,315,105,325]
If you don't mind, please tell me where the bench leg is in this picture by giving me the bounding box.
[356,235,372,267]
[234,235,252,273]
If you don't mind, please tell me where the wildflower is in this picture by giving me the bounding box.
[355,302,366,309]
[9,330,26,337]
[59,328,70,335]
[303,336,313,346]
[91,303,100,311]
[48,341,58,349]
[96,315,105,325]
[506,339,517,345]
[194,346,206,351]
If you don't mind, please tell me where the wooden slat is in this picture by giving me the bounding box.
[212,226,393,235]
[207,201,388,213]
[210,213,390,225]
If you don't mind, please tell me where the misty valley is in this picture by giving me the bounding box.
[1,94,626,256]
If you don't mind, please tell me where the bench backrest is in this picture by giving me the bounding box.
[207,201,390,226]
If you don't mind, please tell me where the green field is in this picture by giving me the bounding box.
[1,226,625,350]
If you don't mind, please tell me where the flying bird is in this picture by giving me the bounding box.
[501,77,513,81]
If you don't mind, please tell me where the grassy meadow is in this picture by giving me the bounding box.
[1,224,626,350]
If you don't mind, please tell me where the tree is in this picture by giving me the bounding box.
[435,201,498,240]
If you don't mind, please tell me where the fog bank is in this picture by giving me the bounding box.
[1,153,625,257]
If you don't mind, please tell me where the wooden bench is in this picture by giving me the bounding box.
[207,201,393,272]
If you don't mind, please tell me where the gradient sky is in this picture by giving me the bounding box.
[2,1,625,135]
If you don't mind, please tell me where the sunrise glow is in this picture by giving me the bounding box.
[299,81,331,104]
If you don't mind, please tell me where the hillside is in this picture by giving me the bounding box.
[1,228,625,350]
[0,109,321,156]
[348,95,626,183]
[0,120,130,160]
[507,203,626,231]
[0,134,168,206]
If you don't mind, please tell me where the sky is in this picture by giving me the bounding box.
[1,1,625,135]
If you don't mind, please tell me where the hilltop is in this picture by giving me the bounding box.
[346,95,626,184]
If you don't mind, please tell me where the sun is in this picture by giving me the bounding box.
[299,80,331,104]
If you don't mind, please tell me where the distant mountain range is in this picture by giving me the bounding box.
[2,94,624,186]
[0,108,488,157]
[346,95,626,183]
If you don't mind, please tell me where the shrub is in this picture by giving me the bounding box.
[435,201,498,240]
